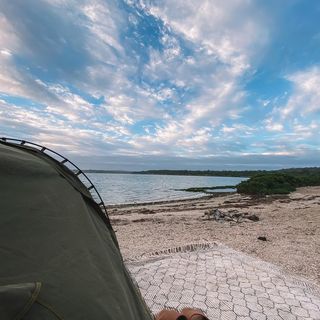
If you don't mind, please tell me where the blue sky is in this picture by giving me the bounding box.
[0,0,319,170]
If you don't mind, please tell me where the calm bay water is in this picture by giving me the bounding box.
[86,173,247,205]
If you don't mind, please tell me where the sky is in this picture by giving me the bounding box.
[0,0,319,170]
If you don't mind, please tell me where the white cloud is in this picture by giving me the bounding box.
[126,0,269,155]
[0,12,19,52]
[0,98,135,156]
[3,0,318,167]
[0,13,32,97]
[264,118,284,132]
[0,0,277,163]
[140,0,267,71]
[0,0,163,139]
[81,0,125,60]
[221,124,255,136]
[281,66,320,117]
[263,66,320,150]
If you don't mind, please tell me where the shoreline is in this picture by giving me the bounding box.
[111,186,320,285]
[105,191,234,208]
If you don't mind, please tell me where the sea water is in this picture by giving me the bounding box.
[85,173,247,205]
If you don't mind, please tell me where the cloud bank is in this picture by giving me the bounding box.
[0,0,319,169]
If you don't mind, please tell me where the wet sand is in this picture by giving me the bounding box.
[108,186,320,285]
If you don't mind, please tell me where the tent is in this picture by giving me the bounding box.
[0,139,153,320]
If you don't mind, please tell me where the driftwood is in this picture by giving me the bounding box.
[203,208,259,223]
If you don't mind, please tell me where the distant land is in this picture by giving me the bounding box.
[84,167,320,177]
[83,170,133,174]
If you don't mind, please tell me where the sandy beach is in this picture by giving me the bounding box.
[108,186,320,285]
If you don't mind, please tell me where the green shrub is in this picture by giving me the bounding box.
[236,173,299,195]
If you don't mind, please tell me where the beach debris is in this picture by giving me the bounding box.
[258,236,267,241]
[132,217,163,224]
[247,214,260,221]
[132,218,147,223]
[206,209,224,220]
[110,218,130,225]
[203,208,259,223]
[139,208,155,214]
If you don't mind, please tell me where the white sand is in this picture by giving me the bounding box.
[108,186,320,285]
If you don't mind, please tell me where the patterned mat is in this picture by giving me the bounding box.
[126,243,320,320]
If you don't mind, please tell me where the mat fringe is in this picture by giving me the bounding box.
[125,241,217,262]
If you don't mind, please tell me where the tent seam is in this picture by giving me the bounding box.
[36,299,65,320]
[13,282,41,320]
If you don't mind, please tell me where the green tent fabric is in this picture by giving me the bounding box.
[0,141,153,320]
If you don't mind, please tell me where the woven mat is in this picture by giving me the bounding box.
[126,243,320,319]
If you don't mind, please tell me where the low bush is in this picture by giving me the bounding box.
[236,173,301,195]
